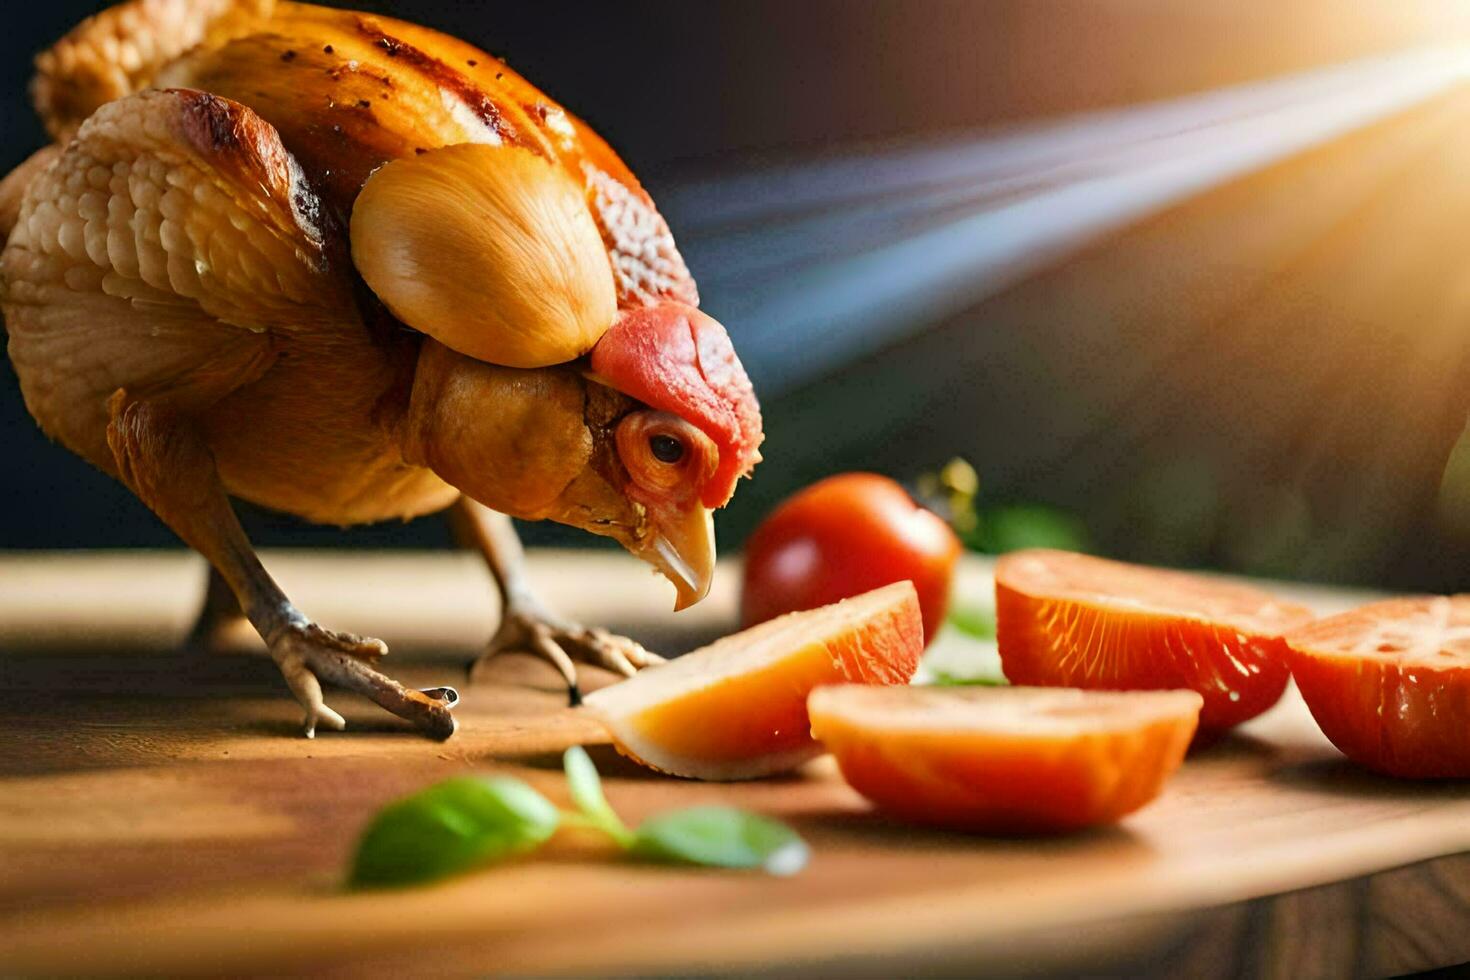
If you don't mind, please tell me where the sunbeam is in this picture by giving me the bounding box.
[671,45,1470,397]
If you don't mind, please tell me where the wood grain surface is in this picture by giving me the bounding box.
[0,551,1465,978]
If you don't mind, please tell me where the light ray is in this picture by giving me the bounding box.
[668,46,1470,397]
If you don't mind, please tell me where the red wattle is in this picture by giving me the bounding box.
[590,302,763,508]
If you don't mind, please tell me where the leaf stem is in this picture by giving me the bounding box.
[563,746,636,848]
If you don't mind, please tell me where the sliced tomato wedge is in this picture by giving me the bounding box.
[1286,596,1470,778]
[809,685,1201,833]
[995,549,1315,731]
[586,582,923,780]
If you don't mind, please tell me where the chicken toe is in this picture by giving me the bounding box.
[265,618,457,739]
[103,393,457,740]
[454,496,663,704]
[472,606,664,706]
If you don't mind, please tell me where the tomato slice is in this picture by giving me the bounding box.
[995,550,1314,731]
[809,685,1201,833]
[586,582,923,780]
[1286,596,1470,778]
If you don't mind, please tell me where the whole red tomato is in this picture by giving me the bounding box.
[741,473,961,644]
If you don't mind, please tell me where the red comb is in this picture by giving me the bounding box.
[590,302,763,508]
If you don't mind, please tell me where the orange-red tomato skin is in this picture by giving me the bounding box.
[1289,651,1470,778]
[742,473,960,644]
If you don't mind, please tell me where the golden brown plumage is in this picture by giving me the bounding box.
[1,1,763,738]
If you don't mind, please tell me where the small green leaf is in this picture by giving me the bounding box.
[349,776,559,889]
[969,503,1091,555]
[930,671,1008,687]
[632,807,809,876]
[947,604,996,639]
[563,746,633,847]
[563,745,605,814]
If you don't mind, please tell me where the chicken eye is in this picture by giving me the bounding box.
[614,409,713,496]
[649,434,684,464]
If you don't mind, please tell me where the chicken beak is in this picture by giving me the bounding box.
[650,504,716,611]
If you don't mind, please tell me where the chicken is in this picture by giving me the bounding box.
[0,0,763,739]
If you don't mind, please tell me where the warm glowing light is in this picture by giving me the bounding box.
[673,46,1470,396]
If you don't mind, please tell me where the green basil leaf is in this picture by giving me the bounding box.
[563,745,605,813]
[563,746,633,846]
[632,806,809,876]
[349,776,559,889]
[947,604,997,639]
[930,671,1007,687]
[973,503,1090,554]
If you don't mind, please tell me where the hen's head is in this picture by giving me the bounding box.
[370,145,762,609]
[403,304,761,610]
[588,301,764,606]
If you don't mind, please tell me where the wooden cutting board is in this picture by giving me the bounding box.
[0,550,1467,979]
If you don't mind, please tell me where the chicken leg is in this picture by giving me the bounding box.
[108,393,457,739]
[182,564,250,655]
[452,497,663,705]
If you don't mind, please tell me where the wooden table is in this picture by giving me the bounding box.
[1,551,1466,978]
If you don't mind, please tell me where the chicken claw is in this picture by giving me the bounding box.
[270,630,349,739]
[472,603,664,705]
[267,617,458,739]
[454,497,663,704]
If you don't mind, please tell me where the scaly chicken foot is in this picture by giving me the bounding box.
[473,601,663,705]
[107,394,457,740]
[453,497,663,704]
[181,567,456,737]
[262,614,456,739]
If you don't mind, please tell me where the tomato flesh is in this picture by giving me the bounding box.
[995,550,1314,731]
[587,582,924,780]
[1287,596,1470,778]
[809,685,1201,833]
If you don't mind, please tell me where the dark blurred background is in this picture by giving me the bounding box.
[3,0,1469,590]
